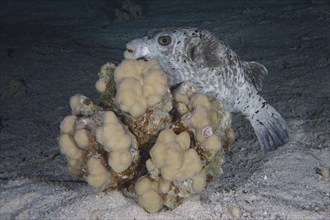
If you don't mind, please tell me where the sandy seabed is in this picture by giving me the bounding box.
[0,0,329,219]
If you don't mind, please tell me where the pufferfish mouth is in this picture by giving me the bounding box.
[124,44,135,59]
[125,44,135,53]
[124,42,150,60]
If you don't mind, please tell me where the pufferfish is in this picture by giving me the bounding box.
[124,27,288,152]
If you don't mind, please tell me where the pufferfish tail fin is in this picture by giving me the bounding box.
[248,101,289,153]
[242,61,268,92]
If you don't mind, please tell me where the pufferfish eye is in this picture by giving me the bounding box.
[158,35,172,46]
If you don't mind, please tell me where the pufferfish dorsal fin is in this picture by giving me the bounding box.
[242,61,268,92]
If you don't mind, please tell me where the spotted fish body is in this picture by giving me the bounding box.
[124,27,288,152]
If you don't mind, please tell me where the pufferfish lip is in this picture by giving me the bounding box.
[124,44,136,59]
[126,43,135,53]
[124,42,150,60]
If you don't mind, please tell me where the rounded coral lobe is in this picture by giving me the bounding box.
[114,59,169,117]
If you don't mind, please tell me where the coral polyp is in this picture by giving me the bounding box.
[58,59,234,213]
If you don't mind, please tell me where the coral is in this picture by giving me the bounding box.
[85,156,112,190]
[59,96,140,189]
[114,59,169,117]
[149,129,203,182]
[59,115,85,176]
[135,129,206,213]
[114,59,172,146]
[58,59,234,213]
[173,82,235,153]
[69,94,102,116]
[135,177,163,213]
[96,111,136,173]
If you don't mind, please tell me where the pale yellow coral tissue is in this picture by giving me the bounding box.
[114,59,168,117]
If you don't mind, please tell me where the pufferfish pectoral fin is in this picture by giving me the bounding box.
[242,61,268,92]
[187,35,225,68]
[202,35,224,68]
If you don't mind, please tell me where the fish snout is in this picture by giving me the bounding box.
[124,39,150,60]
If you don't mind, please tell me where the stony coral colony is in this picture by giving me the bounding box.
[58,58,235,213]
